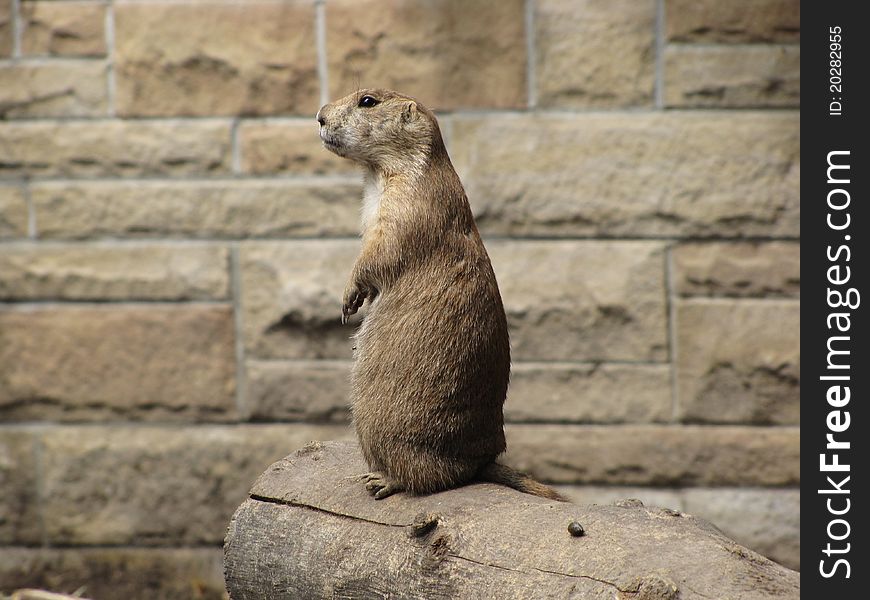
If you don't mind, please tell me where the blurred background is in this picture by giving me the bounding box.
[1,0,799,597]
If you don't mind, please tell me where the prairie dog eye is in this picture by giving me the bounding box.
[358,95,380,108]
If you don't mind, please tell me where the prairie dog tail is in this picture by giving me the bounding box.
[478,462,567,502]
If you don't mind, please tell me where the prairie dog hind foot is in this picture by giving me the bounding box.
[362,471,406,500]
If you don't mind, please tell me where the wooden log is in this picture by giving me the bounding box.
[224,441,799,600]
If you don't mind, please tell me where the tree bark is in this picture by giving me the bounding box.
[224,441,799,600]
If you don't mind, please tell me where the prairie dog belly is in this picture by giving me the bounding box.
[350,266,509,471]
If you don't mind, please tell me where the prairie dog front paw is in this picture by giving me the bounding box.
[342,283,367,324]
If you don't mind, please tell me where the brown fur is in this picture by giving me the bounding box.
[317,89,564,502]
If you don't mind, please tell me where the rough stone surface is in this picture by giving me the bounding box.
[451,112,799,238]
[666,0,800,43]
[0,244,229,301]
[115,1,318,116]
[246,360,351,423]
[240,241,360,360]
[489,241,667,361]
[31,180,361,239]
[0,431,40,545]
[0,547,226,599]
[506,363,672,423]
[240,241,667,362]
[245,360,672,425]
[0,61,108,118]
[665,45,799,108]
[0,305,237,422]
[683,488,800,570]
[673,242,800,298]
[676,300,800,425]
[238,120,358,176]
[535,0,655,108]
[20,0,107,57]
[0,120,231,179]
[0,0,12,58]
[503,424,799,486]
[39,425,351,545]
[326,0,527,110]
[0,185,28,239]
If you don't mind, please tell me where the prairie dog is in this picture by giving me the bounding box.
[316,89,563,502]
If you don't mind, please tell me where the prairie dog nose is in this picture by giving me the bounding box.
[316,107,326,126]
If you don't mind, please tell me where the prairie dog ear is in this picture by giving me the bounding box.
[403,100,418,121]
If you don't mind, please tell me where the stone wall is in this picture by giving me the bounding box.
[1,0,799,596]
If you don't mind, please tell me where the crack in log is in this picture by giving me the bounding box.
[445,553,635,594]
[680,582,714,599]
[445,553,520,575]
[532,567,637,594]
[249,493,409,529]
[250,494,635,592]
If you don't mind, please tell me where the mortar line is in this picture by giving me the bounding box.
[440,114,454,152]
[105,0,116,117]
[524,0,537,109]
[230,118,242,174]
[315,0,329,107]
[12,0,22,58]
[665,245,680,422]
[654,0,666,109]
[229,244,249,420]
[0,56,110,67]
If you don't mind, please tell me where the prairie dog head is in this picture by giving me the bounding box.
[316,89,438,172]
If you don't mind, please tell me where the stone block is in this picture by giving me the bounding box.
[0,62,107,118]
[0,244,229,301]
[239,240,667,363]
[239,241,359,360]
[326,0,526,110]
[20,0,107,56]
[489,241,668,361]
[0,0,12,58]
[664,45,799,108]
[535,0,655,108]
[672,242,800,298]
[238,120,358,176]
[246,360,351,422]
[31,180,360,239]
[504,424,799,486]
[0,120,231,179]
[0,305,237,422]
[666,0,800,43]
[451,112,799,238]
[39,424,351,545]
[506,363,672,423]
[114,1,318,116]
[675,300,800,424]
[0,430,41,544]
[0,185,29,239]
[0,547,226,599]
